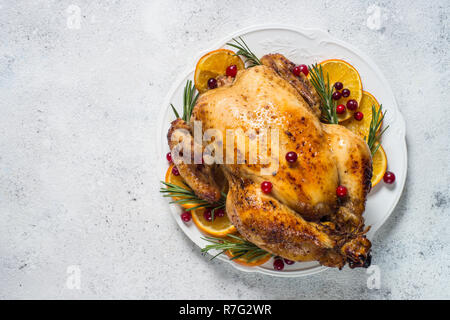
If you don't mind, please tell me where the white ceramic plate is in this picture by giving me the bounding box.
[156,25,407,277]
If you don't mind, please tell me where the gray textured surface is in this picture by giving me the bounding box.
[0,0,449,300]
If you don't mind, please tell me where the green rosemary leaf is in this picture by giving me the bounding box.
[170,80,199,124]
[371,143,381,157]
[160,180,227,216]
[210,250,226,260]
[225,234,242,241]
[201,234,271,263]
[170,103,180,119]
[366,104,389,156]
[229,251,247,261]
[308,64,338,124]
[245,250,270,263]
[226,37,261,67]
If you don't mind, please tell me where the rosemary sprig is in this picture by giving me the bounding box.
[365,104,389,156]
[160,181,210,211]
[201,234,271,262]
[169,80,199,123]
[182,80,199,123]
[160,181,226,220]
[226,37,262,67]
[169,103,180,119]
[308,64,338,124]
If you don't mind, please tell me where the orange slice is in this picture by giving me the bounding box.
[194,49,245,93]
[319,59,363,122]
[165,164,198,210]
[224,234,271,267]
[343,91,382,139]
[191,207,236,237]
[371,144,387,188]
[225,250,271,267]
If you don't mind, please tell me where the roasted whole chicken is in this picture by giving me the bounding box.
[168,54,372,269]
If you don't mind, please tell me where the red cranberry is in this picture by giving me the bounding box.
[203,208,212,222]
[226,65,237,77]
[285,151,298,163]
[207,78,217,89]
[166,152,173,163]
[215,208,225,217]
[261,181,273,194]
[354,112,364,121]
[172,166,180,176]
[299,64,309,76]
[181,211,191,222]
[293,65,308,76]
[342,88,350,97]
[332,91,342,100]
[383,171,396,184]
[347,99,358,110]
[284,258,295,265]
[273,258,284,271]
[336,185,348,198]
[334,82,343,90]
[336,104,346,114]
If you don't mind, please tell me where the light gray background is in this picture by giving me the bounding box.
[0,0,449,300]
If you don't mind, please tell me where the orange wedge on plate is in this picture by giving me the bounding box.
[371,144,387,188]
[225,250,271,267]
[341,91,386,187]
[165,164,198,210]
[191,207,236,237]
[194,49,245,93]
[344,91,382,138]
[318,59,363,122]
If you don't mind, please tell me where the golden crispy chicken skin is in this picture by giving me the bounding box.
[261,53,321,117]
[167,118,221,203]
[168,55,372,268]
